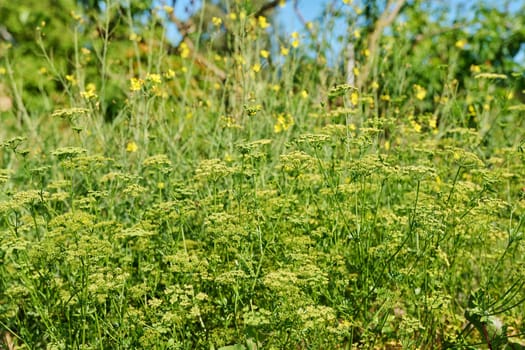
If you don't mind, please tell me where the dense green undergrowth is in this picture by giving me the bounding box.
[1,1,525,349]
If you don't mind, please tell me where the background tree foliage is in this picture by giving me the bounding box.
[0,0,524,126]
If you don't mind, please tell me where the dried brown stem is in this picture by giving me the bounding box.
[167,12,227,81]
[357,0,406,89]
[254,0,281,18]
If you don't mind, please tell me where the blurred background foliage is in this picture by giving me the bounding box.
[0,0,524,124]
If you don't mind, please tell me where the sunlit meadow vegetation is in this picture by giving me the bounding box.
[1,0,525,348]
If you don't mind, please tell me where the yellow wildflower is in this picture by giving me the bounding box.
[126,141,138,153]
[291,32,300,47]
[429,116,438,129]
[280,46,289,56]
[350,92,359,105]
[411,120,422,133]
[224,153,233,162]
[413,84,427,100]
[274,113,294,133]
[252,63,261,73]
[179,42,190,58]
[455,39,467,49]
[229,13,237,21]
[151,85,168,98]
[80,83,97,100]
[212,17,222,26]
[129,33,141,42]
[468,105,476,116]
[435,175,442,189]
[258,16,270,29]
[65,74,77,85]
[300,90,308,99]
[260,50,270,58]
[279,0,286,7]
[164,69,175,79]
[130,77,144,92]
[146,73,161,84]
[248,105,261,116]
[470,64,481,73]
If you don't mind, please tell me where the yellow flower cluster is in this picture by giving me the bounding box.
[126,141,138,153]
[212,17,222,26]
[291,32,300,48]
[146,73,161,84]
[470,64,481,73]
[455,39,467,49]
[413,84,427,100]
[129,33,141,42]
[164,69,175,79]
[179,42,190,59]
[66,74,77,85]
[80,83,97,100]
[300,90,308,99]
[128,73,167,98]
[350,91,359,106]
[258,16,270,29]
[274,113,294,133]
[130,77,144,92]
